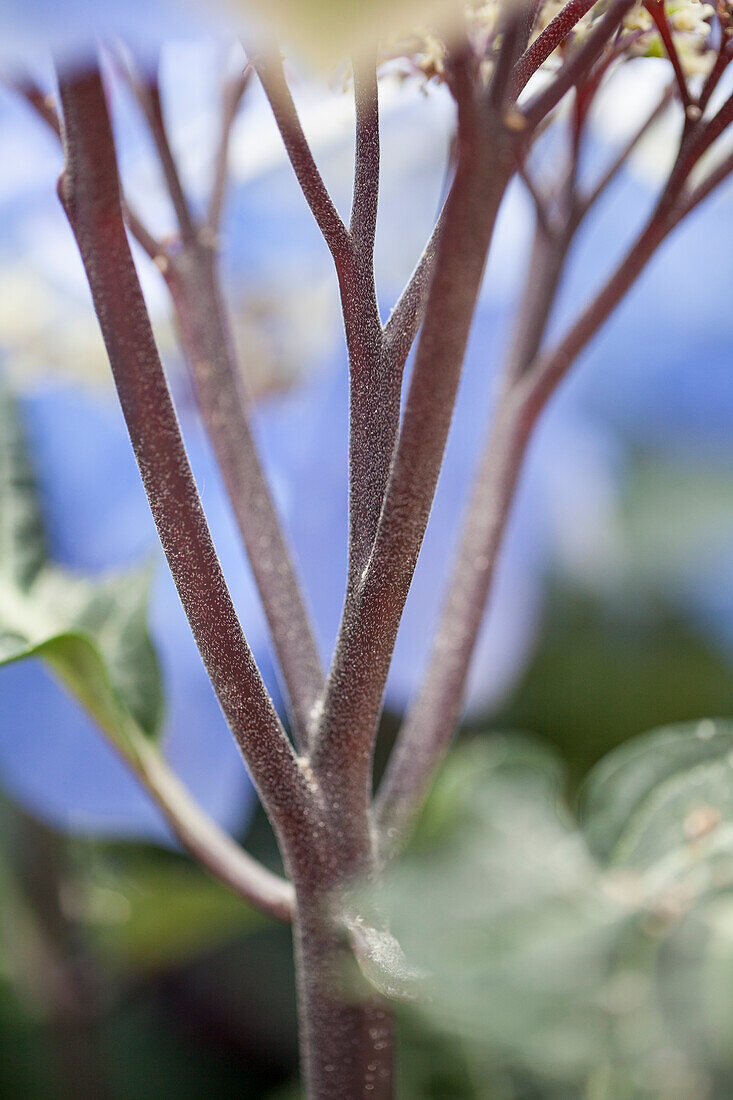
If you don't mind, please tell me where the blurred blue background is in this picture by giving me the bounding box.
[0,10,732,1097]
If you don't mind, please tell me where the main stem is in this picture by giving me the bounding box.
[293,889,394,1099]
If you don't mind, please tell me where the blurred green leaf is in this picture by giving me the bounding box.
[381,724,733,1097]
[621,459,733,592]
[0,389,163,754]
[0,390,45,590]
[499,588,733,783]
[382,737,624,1089]
[580,720,733,870]
[88,858,266,971]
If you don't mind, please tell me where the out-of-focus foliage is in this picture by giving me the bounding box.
[379,723,733,1098]
[86,857,267,972]
[0,389,163,756]
[225,0,464,67]
[0,384,258,840]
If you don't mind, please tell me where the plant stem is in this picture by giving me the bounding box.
[313,71,514,840]
[116,50,197,243]
[646,1,691,110]
[376,221,573,855]
[581,83,674,211]
[100,50,325,746]
[345,55,387,584]
[206,63,252,235]
[57,64,397,1098]
[253,49,351,264]
[376,98,730,854]
[131,733,295,921]
[166,241,324,749]
[10,74,161,260]
[294,892,393,1099]
[56,64,313,854]
[527,186,677,407]
[382,201,445,370]
[511,0,599,97]
[522,0,636,128]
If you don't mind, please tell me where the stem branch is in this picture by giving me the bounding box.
[313,66,514,844]
[57,64,312,850]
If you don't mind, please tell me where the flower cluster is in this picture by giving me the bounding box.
[388,0,719,86]
[621,0,717,78]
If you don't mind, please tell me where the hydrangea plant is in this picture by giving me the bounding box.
[1,0,733,1095]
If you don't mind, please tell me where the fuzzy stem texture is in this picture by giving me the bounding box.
[166,242,324,749]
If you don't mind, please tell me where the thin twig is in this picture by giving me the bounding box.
[487,13,525,109]
[375,222,573,858]
[253,48,351,265]
[683,89,733,166]
[673,145,733,219]
[524,178,684,415]
[522,0,636,128]
[376,79,733,860]
[9,76,61,134]
[119,204,162,261]
[166,244,325,750]
[254,48,392,585]
[382,201,446,369]
[105,51,326,748]
[9,74,161,260]
[516,154,554,232]
[56,65,315,855]
[525,91,732,437]
[646,1,691,109]
[381,124,459,370]
[375,385,533,857]
[581,82,675,211]
[206,62,252,235]
[699,35,733,114]
[115,47,197,243]
[343,55,387,583]
[511,0,600,98]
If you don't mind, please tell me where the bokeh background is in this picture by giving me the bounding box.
[1,4,733,1096]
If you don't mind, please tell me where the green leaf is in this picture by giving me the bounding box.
[380,738,624,1086]
[0,389,163,753]
[381,727,733,1094]
[580,720,733,871]
[577,724,733,1087]
[87,858,266,971]
[0,389,46,590]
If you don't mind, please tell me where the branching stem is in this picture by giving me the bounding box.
[10,74,161,259]
[166,244,325,749]
[511,0,599,98]
[115,49,197,242]
[312,61,516,848]
[206,62,252,235]
[376,76,733,858]
[522,0,636,128]
[131,734,294,921]
[56,66,314,860]
[376,222,573,856]
[253,49,351,264]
